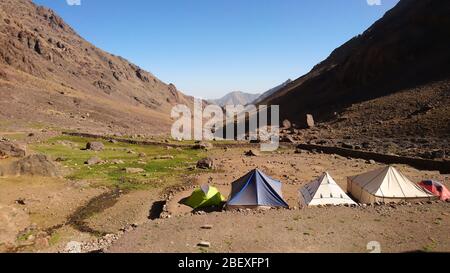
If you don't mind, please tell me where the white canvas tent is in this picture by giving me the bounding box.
[347,166,434,204]
[300,172,357,206]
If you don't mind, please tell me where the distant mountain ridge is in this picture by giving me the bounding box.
[209,79,293,107]
[209,91,260,107]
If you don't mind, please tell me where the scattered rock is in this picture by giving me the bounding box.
[431,150,445,159]
[0,139,26,158]
[245,150,260,157]
[197,158,214,169]
[154,155,174,160]
[15,198,26,205]
[342,143,354,150]
[85,156,103,165]
[86,142,104,151]
[111,159,124,164]
[280,135,295,143]
[55,157,67,162]
[193,142,213,150]
[35,237,49,248]
[366,159,376,164]
[362,142,371,149]
[64,241,82,253]
[124,168,145,174]
[138,152,147,158]
[197,241,211,248]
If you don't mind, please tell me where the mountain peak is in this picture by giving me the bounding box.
[208,91,260,107]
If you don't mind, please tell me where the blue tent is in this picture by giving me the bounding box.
[227,169,289,208]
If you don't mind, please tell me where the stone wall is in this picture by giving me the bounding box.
[296,143,450,174]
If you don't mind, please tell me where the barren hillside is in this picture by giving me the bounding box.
[0,0,193,135]
[261,0,450,138]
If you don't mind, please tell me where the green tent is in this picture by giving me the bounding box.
[184,185,225,209]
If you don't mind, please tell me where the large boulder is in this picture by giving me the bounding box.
[306,114,315,128]
[5,154,61,177]
[0,139,26,158]
[197,158,214,169]
[282,119,292,129]
[86,142,104,151]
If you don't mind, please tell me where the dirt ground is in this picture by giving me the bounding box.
[109,147,450,253]
[1,137,449,253]
[0,176,104,252]
[108,203,450,253]
[167,147,449,216]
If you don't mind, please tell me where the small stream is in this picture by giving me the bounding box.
[46,188,126,236]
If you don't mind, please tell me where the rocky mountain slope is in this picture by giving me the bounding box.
[261,0,450,137]
[209,91,260,107]
[252,79,291,105]
[0,0,193,135]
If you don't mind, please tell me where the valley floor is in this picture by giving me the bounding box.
[108,203,450,253]
[0,132,449,253]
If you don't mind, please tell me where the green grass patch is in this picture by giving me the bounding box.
[17,231,33,242]
[49,232,61,246]
[422,243,437,252]
[31,135,209,190]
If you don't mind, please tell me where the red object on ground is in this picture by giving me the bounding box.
[419,180,450,201]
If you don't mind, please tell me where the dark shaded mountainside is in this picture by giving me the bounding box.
[262,0,450,139]
[0,0,193,135]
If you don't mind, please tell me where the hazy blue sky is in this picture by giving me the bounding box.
[33,0,399,99]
